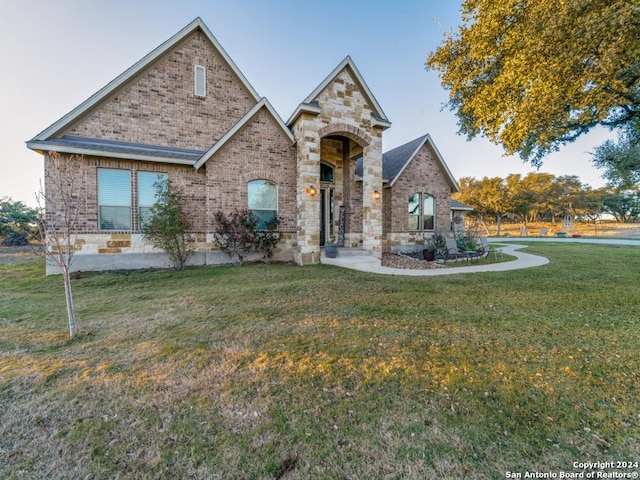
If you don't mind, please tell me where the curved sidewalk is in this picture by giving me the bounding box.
[320,237,640,276]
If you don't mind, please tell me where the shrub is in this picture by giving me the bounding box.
[2,231,29,246]
[213,209,258,266]
[142,178,194,270]
[254,216,281,263]
[213,209,282,265]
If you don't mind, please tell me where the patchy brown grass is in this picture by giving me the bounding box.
[1,243,639,479]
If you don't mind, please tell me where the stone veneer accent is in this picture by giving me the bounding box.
[291,68,385,263]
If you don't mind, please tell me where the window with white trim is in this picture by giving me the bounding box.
[138,172,168,229]
[408,193,435,231]
[194,65,206,97]
[248,180,277,229]
[98,169,131,230]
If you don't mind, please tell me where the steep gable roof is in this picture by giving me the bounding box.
[194,98,295,170]
[384,134,460,191]
[287,56,391,128]
[29,18,260,142]
[356,134,460,191]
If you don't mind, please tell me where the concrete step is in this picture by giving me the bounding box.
[322,247,370,257]
[320,254,381,269]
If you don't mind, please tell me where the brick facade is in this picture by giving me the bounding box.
[68,31,255,150]
[383,142,454,249]
[204,107,297,233]
[32,19,458,273]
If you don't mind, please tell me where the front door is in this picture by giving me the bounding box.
[320,188,334,247]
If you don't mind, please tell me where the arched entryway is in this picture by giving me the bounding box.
[291,119,384,265]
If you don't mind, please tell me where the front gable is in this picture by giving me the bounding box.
[29,18,260,152]
[287,56,391,130]
[203,104,298,231]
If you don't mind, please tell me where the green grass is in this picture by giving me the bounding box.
[1,243,639,479]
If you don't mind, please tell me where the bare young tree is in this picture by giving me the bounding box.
[36,151,87,339]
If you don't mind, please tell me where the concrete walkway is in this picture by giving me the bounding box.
[320,237,640,276]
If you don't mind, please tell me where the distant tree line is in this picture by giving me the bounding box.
[0,197,39,245]
[454,173,640,232]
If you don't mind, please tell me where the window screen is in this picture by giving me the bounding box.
[138,172,168,229]
[98,169,131,230]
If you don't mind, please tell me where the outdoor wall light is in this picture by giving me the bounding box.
[373,190,381,200]
[307,184,317,196]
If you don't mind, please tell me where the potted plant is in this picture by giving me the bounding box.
[324,241,338,258]
[422,244,436,261]
[426,231,448,263]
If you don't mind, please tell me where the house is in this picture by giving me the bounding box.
[451,199,474,235]
[27,18,461,273]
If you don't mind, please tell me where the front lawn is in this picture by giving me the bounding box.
[1,243,638,479]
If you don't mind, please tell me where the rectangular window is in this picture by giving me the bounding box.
[194,65,206,97]
[408,193,436,231]
[408,193,421,230]
[423,194,435,230]
[138,172,168,229]
[98,169,131,230]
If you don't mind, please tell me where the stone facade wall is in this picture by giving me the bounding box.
[292,67,384,258]
[67,31,256,150]
[384,143,453,249]
[315,70,373,130]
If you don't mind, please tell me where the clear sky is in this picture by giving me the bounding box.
[0,0,613,206]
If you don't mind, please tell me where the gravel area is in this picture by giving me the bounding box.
[381,252,446,269]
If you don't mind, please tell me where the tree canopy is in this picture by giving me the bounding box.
[427,0,640,165]
[454,172,640,224]
[592,118,640,188]
[0,197,39,236]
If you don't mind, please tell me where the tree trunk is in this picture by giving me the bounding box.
[496,214,502,236]
[63,270,77,338]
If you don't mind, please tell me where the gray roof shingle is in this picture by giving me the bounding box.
[27,135,205,164]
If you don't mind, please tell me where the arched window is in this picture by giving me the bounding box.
[408,193,435,231]
[248,180,277,229]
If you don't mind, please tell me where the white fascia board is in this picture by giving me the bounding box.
[371,115,392,130]
[33,18,260,141]
[286,103,321,127]
[425,134,460,192]
[261,98,295,143]
[26,141,197,166]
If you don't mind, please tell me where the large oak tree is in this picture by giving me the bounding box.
[427,0,640,165]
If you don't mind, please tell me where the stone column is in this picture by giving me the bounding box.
[362,131,383,257]
[293,114,321,265]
